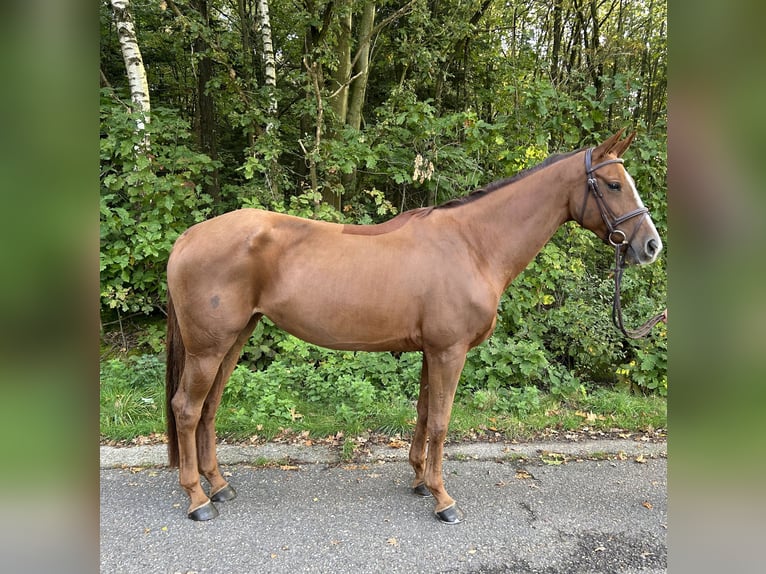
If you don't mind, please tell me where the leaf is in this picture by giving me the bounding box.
[575,410,605,422]
[387,537,398,546]
[541,451,566,465]
[642,500,654,510]
[388,438,407,449]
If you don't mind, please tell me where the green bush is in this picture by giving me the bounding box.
[221,363,300,425]
[100,94,218,314]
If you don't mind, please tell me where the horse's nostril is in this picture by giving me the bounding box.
[646,238,658,256]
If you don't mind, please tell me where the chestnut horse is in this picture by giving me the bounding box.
[165,130,662,523]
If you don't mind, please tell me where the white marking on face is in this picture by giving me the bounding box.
[624,170,645,209]
[623,167,663,263]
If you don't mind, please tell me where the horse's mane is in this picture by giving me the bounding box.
[435,149,580,210]
[341,207,434,236]
[342,149,580,236]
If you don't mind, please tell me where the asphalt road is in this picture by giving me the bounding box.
[100,440,666,573]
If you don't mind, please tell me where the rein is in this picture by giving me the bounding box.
[583,148,665,339]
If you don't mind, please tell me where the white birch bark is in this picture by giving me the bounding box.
[256,0,277,121]
[110,0,150,133]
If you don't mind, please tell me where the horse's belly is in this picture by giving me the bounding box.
[262,292,422,352]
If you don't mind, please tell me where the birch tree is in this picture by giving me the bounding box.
[110,0,150,139]
[256,0,278,123]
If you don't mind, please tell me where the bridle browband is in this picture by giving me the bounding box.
[581,147,665,339]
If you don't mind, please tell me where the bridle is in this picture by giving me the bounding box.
[581,147,665,339]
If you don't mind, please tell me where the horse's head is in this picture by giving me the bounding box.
[573,130,663,266]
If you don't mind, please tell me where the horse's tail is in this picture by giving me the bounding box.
[165,292,184,468]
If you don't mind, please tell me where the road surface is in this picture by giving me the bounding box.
[100,439,666,573]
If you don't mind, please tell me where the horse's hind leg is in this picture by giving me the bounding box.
[196,314,261,504]
[171,348,231,521]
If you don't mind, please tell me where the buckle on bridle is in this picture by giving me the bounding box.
[608,229,627,246]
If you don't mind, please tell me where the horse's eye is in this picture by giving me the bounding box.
[607,182,622,191]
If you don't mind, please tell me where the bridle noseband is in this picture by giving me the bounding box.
[580,147,664,339]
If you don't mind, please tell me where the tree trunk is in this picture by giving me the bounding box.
[550,0,563,83]
[192,0,220,200]
[256,0,277,119]
[587,0,603,99]
[110,0,150,140]
[347,2,375,131]
[331,1,353,127]
[236,0,256,148]
[256,0,279,195]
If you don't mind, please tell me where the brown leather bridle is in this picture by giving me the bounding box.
[581,147,665,339]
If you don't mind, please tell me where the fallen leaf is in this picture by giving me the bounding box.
[541,452,566,465]
[635,454,646,464]
[575,410,605,422]
[387,537,398,546]
[642,500,654,510]
[515,470,532,480]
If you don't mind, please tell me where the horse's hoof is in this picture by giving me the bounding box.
[412,483,432,498]
[210,484,237,502]
[435,504,464,524]
[188,500,219,521]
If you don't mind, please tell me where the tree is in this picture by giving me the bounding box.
[110,0,150,142]
[256,0,278,122]
[191,0,221,200]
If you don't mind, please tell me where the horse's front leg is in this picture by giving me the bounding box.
[409,354,431,497]
[422,346,467,524]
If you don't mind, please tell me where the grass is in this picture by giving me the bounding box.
[100,353,666,445]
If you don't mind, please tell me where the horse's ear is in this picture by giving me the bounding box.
[611,130,636,157]
[593,129,625,158]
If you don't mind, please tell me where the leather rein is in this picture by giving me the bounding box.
[582,148,666,339]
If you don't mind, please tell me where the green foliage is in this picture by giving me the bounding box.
[100,94,218,314]
[364,92,491,206]
[221,364,299,425]
[217,333,424,431]
[98,351,665,442]
[100,0,667,415]
[100,354,165,438]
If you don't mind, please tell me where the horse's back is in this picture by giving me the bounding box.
[166,207,497,353]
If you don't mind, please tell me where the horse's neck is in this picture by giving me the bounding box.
[455,165,575,292]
